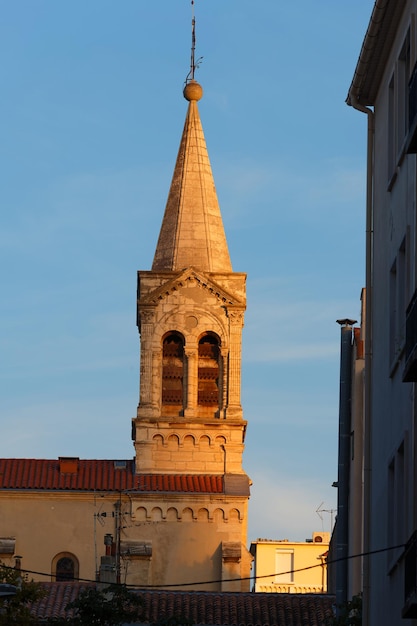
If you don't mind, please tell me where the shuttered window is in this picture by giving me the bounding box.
[162,333,184,405]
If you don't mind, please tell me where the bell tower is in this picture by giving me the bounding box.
[130,12,251,590]
[133,78,247,476]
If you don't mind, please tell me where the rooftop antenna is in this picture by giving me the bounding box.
[185,0,203,84]
[316,502,336,532]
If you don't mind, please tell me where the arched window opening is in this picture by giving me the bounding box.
[198,334,220,405]
[162,333,184,406]
[56,557,75,581]
[52,552,79,582]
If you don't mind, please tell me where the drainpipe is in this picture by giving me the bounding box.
[346,94,374,626]
[114,498,122,584]
[221,445,227,475]
[335,319,356,613]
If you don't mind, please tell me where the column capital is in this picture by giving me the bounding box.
[228,310,245,325]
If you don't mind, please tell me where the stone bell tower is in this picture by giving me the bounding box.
[134,78,247,472]
[130,79,251,591]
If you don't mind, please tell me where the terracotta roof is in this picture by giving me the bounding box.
[0,459,224,494]
[31,582,90,621]
[30,583,335,626]
[137,474,223,493]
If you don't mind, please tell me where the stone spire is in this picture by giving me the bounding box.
[152,81,232,273]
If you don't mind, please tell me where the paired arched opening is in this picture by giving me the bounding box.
[161,330,222,411]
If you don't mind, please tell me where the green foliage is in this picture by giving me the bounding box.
[47,584,144,626]
[0,562,46,625]
[327,594,362,626]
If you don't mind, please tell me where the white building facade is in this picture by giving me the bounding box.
[348,1,417,623]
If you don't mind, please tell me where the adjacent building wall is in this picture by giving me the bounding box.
[250,533,329,593]
[348,1,417,623]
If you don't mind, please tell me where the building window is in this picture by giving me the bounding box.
[387,438,407,571]
[198,333,220,405]
[275,549,294,584]
[52,552,79,582]
[162,332,184,406]
[388,74,396,181]
[388,28,412,179]
[389,237,408,371]
[398,31,411,148]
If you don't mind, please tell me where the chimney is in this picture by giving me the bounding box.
[59,457,79,474]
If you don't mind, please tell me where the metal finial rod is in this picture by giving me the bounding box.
[185,0,203,85]
[190,0,196,80]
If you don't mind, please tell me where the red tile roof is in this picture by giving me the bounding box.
[0,459,224,494]
[137,474,223,493]
[30,583,335,626]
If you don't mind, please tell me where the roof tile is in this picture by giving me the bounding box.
[30,584,335,626]
[0,459,224,494]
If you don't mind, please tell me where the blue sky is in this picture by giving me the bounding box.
[1,1,373,543]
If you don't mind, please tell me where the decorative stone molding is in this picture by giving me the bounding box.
[139,309,156,325]
[151,432,229,447]
[140,268,242,307]
[132,504,242,524]
[228,310,245,325]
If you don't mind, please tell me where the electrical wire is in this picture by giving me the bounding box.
[0,542,406,590]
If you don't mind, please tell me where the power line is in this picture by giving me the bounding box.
[0,542,406,590]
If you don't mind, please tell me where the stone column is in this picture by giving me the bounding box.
[184,349,197,418]
[220,347,229,419]
[138,310,154,409]
[227,310,244,419]
[151,350,161,413]
[137,309,160,419]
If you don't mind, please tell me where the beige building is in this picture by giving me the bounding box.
[250,533,329,594]
[346,1,417,623]
[0,78,251,591]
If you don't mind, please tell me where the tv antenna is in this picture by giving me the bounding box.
[316,502,336,532]
[186,0,203,84]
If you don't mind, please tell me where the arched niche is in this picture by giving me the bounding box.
[183,434,196,448]
[135,507,148,522]
[197,508,210,521]
[151,507,163,521]
[166,507,179,521]
[182,507,194,522]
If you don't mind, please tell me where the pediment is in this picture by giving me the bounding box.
[140,267,243,307]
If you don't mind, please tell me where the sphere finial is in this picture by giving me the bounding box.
[183,80,203,101]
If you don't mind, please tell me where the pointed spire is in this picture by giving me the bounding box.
[152,82,232,273]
